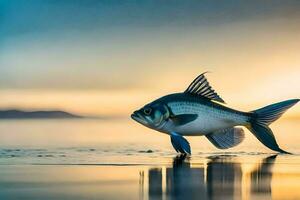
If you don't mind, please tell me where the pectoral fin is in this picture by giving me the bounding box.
[206,127,245,149]
[170,132,191,154]
[170,114,198,126]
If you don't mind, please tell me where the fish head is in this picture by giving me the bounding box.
[131,103,170,130]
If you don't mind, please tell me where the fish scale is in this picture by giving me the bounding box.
[165,101,247,135]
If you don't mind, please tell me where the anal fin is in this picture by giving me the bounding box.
[206,127,245,149]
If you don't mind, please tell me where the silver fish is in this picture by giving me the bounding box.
[131,72,299,154]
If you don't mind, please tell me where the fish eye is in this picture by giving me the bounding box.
[143,108,152,115]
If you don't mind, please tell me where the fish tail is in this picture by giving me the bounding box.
[247,99,299,154]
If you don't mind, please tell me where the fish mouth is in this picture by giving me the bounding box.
[131,111,147,125]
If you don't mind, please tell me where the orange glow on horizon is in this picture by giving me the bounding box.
[0,87,299,118]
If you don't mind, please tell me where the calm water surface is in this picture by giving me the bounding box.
[0,118,299,199]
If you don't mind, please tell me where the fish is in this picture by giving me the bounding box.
[131,72,299,154]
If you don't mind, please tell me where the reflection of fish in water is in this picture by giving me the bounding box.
[167,155,207,200]
[131,72,299,154]
[250,155,277,195]
[147,155,277,200]
[206,156,242,200]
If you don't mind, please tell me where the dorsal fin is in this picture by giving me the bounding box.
[184,72,225,103]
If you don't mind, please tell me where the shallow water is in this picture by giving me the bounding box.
[0,118,299,199]
[0,155,299,200]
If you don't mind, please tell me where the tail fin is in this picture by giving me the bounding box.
[247,99,299,154]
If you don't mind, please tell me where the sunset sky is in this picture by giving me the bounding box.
[1,1,300,117]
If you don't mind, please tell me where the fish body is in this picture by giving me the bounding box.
[131,72,299,154]
[153,93,249,136]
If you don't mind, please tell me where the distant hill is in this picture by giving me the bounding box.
[0,109,83,119]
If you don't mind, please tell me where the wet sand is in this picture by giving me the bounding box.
[0,154,299,200]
